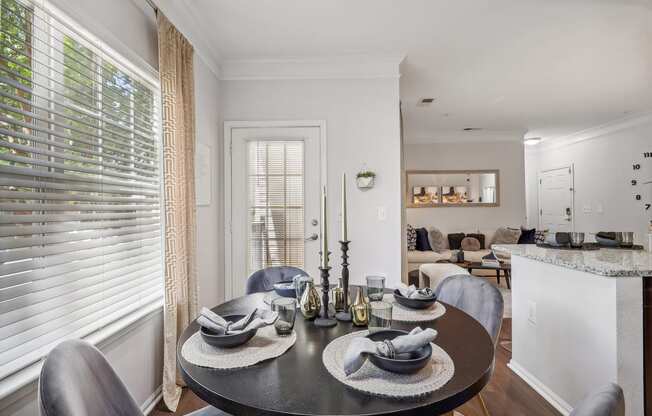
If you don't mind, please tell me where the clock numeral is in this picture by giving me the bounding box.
[644,152,652,158]
[632,179,638,186]
[646,203,651,211]
[633,164,641,170]
[635,194,642,201]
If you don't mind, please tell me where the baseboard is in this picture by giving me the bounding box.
[507,360,572,416]
[141,385,162,415]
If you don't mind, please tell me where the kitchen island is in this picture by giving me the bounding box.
[493,244,652,416]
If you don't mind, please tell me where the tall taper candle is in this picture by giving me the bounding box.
[320,185,328,268]
[341,173,347,241]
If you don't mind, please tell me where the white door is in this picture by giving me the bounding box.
[228,126,322,298]
[539,166,574,232]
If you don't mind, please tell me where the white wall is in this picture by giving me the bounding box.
[221,78,403,287]
[526,115,652,246]
[405,140,527,236]
[0,1,223,414]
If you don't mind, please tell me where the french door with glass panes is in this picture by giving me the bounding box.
[228,126,322,298]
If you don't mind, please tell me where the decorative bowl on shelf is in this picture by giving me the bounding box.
[200,314,258,348]
[393,289,437,310]
[366,330,432,374]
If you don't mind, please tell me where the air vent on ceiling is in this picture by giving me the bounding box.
[462,127,483,131]
[417,97,435,107]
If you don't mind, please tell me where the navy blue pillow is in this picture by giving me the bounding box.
[518,228,536,244]
[415,228,432,251]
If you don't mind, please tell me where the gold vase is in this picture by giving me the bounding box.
[300,281,321,319]
[332,286,345,312]
[350,287,369,326]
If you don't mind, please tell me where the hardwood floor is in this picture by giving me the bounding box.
[151,318,561,416]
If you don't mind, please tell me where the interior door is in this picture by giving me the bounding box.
[229,126,322,298]
[539,167,574,232]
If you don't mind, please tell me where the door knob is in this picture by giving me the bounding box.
[305,233,318,241]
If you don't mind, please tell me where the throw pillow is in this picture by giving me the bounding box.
[466,233,486,249]
[415,228,432,251]
[535,229,548,244]
[518,227,536,244]
[447,233,466,250]
[406,224,417,251]
[427,227,447,253]
[461,236,481,251]
[491,227,521,247]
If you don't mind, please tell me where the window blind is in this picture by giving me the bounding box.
[247,140,304,275]
[0,0,163,380]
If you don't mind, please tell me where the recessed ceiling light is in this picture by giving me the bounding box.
[524,137,542,146]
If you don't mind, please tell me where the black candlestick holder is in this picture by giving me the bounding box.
[315,251,337,328]
[335,240,352,322]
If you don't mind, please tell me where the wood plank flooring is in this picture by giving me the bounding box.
[151,318,561,416]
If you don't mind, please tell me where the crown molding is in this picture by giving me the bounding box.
[220,54,405,81]
[535,111,652,152]
[405,129,526,144]
[152,0,222,78]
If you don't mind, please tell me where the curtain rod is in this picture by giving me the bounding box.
[145,0,158,13]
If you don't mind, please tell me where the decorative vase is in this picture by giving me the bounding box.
[350,287,369,326]
[300,281,321,319]
[332,286,345,312]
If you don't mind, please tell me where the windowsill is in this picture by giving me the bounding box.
[0,300,164,407]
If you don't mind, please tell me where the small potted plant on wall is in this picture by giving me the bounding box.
[356,170,376,189]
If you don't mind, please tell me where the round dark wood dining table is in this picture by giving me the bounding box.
[178,289,495,416]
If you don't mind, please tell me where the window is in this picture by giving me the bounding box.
[0,0,162,382]
[247,140,304,275]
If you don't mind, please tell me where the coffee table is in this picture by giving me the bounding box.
[465,262,511,289]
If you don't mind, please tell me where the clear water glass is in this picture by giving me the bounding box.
[271,297,297,336]
[368,301,392,334]
[366,275,385,301]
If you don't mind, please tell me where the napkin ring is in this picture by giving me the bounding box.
[383,340,396,359]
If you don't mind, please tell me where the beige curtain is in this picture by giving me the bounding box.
[157,13,199,412]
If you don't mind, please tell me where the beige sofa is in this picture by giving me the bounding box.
[407,227,499,272]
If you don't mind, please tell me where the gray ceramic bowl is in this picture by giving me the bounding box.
[393,289,437,310]
[200,314,257,348]
[273,282,297,298]
[367,329,432,374]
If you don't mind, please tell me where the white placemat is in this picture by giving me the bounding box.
[322,330,455,398]
[181,325,296,369]
[383,294,446,322]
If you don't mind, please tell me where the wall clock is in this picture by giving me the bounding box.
[631,149,652,219]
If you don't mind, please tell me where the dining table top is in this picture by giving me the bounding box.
[177,290,495,416]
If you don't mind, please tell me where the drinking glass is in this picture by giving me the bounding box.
[368,301,392,334]
[272,297,297,336]
[366,275,386,301]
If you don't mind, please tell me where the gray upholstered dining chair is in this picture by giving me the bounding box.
[39,339,228,416]
[435,274,504,416]
[570,383,625,416]
[245,266,308,294]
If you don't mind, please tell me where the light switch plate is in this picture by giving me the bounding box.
[528,301,537,325]
[583,203,592,214]
[377,206,386,221]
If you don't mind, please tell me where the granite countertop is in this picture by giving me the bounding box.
[493,244,652,277]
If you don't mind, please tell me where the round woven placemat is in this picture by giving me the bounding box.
[181,325,296,370]
[383,294,446,322]
[322,330,455,398]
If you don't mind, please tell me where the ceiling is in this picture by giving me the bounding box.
[181,0,652,143]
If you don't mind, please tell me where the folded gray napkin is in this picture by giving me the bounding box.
[343,327,438,376]
[397,283,435,300]
[197,307,277,334]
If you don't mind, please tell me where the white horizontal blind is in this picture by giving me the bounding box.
[0,0,163,380]
[247,140,304,275]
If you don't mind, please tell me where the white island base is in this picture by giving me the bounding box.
[497,249,648,416]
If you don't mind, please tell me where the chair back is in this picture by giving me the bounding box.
[570,383,625,416]
[435,274,504,345]
[39,339,143,416]
[245,266,308,294]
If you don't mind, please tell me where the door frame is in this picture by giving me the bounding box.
[537,164,575,231]
[223,120,327,300]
